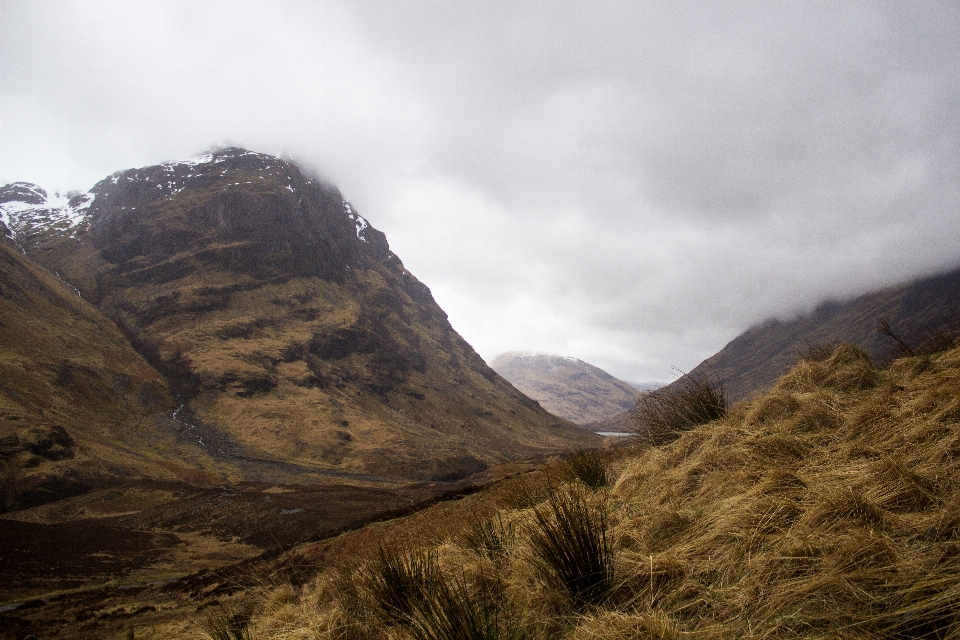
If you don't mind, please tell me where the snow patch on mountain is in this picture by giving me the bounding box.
[0,182,95,243]
[343,200,368,243]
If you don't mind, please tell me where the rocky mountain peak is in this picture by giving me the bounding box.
[0,181,94,246]
[1,149,596,488]
[83,148,389,283]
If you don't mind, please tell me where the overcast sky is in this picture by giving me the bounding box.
[2,1,959,383]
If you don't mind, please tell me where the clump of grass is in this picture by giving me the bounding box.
[360,545,438,624]
[796,340,841,363]
[409,573,523,640]
[198,604,253,640]
[558,448,608,490]
[497,475,546,509]
[632,372,726,445]
[463,512,510,561]
[528,485,614,609]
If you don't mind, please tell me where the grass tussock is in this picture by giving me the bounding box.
[632,371,726,445]
[239,342,960,639]
[528,485,614,609]
[409,572,523,640]
[462,512,511,561]
[556,447,609,489]
[199,604,253,640]
[359,545,439,625]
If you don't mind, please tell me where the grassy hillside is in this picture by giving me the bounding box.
[170,338,960,639]
[0,238,182,511]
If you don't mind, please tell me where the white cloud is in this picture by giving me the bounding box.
[2,0,960,382]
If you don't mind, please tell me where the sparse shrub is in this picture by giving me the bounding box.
[360,545,438,624]
[463,512,510,561]
[877,315,960,366]
[632,372,727,445]
[558,448,608,490]
[409,573,523,640]
[198,604,253,640]
[528,485,614,608]
[878,317,918,359]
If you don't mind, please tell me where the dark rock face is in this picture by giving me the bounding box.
[0,182,47,206]
[88,148,386,285]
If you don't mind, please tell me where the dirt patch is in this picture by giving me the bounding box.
[0,518,182,598]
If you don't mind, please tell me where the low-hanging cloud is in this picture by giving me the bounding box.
[2,0,959,383]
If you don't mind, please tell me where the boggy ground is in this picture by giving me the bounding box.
[0,457,554,640]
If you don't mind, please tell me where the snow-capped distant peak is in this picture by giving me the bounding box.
[514,352,583,364]
[0,182,95,244]
[162,148,262,169]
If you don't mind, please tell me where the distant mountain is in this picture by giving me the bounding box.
[0,148,595,508]
[490,352,639,425]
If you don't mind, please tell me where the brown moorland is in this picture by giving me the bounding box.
[0,237,177,511]
[129,338,960,639]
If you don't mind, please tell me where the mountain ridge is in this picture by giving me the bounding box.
[592,263,960,436]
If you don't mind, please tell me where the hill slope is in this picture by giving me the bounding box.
[678,266,960,404]
[491,352,638,425]
[0,236,176,511]
[594,267,960,435]
[1,148,595,488]
[202,341,960,640]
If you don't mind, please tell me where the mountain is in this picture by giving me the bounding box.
[0,234,176,511]
[0,148,595,501]
[589,266,960,436]
[675,265,960,404]
[490,352,639,425]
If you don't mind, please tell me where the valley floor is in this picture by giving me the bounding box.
[0,458,553,640]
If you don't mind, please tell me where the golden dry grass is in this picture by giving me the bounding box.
[226,343,960,639]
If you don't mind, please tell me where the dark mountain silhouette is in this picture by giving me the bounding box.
[593,265,960,436]
[684,266,960,403]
